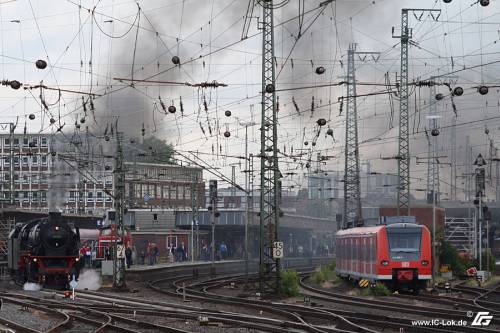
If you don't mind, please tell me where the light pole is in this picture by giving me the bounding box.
[240,121,256,286]
[426,114,441,286]
[473,153,486,273]
[209,180,218,275]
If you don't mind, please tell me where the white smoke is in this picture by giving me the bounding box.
[23,282,42,291]
[76,269,101,291]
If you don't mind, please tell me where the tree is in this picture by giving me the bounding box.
[124,136,175,164]
[439,241,468,275]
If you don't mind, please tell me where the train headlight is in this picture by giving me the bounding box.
[33,258,37,262]
[421,260,429,266]
[381,260,389,266]
[55,226,59,231]
[75,258,79,262]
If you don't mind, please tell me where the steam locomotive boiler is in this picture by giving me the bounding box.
[8,212,81,287]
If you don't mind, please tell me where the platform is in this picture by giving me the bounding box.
[127,259,242,272]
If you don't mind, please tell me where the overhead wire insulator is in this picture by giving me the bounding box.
[478,86,489,95]
[159,96,167,113]
[35,59,47,69]
[179,96,184,116]
[292,96,300,114]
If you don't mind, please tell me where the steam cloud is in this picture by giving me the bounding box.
[76,269,102,291]
[23,282,42,291]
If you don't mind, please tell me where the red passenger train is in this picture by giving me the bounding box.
[335,223,431,292]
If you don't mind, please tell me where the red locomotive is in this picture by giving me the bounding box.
[94,224,132,260]
[8,212,81,287]
[335,223,431,292]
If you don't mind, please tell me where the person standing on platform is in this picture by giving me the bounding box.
[125,246,132,269]
[220,241,227,260]
[177,243,186,262]
[153,244,159,264]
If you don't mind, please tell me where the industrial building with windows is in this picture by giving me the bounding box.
[0,133,51,210]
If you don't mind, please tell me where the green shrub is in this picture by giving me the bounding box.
[439,241,467,275]
[310,263,338,285]
[327,259,336,271]
[280,270,300,297]
[370,282,391,296]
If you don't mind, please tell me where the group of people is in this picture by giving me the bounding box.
[200,241,229,261]
[167,242,188,262]
[138,243,159,265]
[78,244,92,268]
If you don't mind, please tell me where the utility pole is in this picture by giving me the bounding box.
[426,85,440,205]
[450,116,457,201]
[343,44,379,229]
[191,174,199,262]
[231,165,236,208]
[258,0,281,295]
[393,8,441,215]
[209,180,218,275]
[245,152,254,287]
[474,154,486,272]
[113,131,126,290]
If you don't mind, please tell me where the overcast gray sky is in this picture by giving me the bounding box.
[1,0,500,200]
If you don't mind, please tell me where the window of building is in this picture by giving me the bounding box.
[32,156,38,164]
[22,157,28,166]
[87,192,93,198]
[41,156,47,165]
[13,138,19,146]
[31,138,38,146]
[4,174,8,181]
[41,137,47,147]
[3,157,9,165]
[153,213,158,221]
[22,138,29,147]
[169,186,177,200]
[13,157,19,165]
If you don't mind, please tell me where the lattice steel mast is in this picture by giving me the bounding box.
[393,8,440,215]
[426,82,440,204]
[343,44,379,229]
[259,0,280,294]
[113,130,126,289]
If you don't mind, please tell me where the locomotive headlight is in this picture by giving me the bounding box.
[33,258,37,262]
[421,260,429,266]
[381,260,389,266]
[75,258,79,262]
[55,226,60,231]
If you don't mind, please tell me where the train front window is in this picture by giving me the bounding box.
[386,225,422,261]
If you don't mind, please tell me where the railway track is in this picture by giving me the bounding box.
[151,271,378,333]
[298,276,499,333]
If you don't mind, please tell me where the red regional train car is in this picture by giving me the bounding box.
[335,223,431,292]
[95,224,133,260]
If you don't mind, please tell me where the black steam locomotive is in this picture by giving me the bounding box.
[8,212,81,287]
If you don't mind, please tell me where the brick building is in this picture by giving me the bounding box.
[125,162,205,209]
